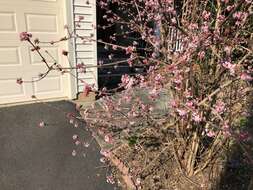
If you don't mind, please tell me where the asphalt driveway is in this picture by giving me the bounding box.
[0,101,117,190]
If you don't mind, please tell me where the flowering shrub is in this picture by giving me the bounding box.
[19,0,252,188]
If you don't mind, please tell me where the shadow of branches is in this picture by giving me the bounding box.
[217,102,253,190]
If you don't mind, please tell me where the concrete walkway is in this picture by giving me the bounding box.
[0,101,117,190]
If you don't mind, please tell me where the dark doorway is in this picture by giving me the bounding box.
[96,4,145,90]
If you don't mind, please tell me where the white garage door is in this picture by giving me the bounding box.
[0,0,73,105]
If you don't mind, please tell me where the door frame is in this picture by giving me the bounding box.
[64,0,78,99]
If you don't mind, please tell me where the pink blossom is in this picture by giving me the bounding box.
[76,63,85,69]
[69,118,74,124]
[171,17,177,24]
[233,12,248,25]
[233,12,243,20]
[192,113,202,123]
[239,132,251,141]
[100,157,106,163]
[72,134,78,140]
[226,5,235,11]
[108,54,113,60]
[136,178,141,186]
[222,123,230,130]
[128,60,133,67]
[222,61,236,75]
[74,122,79,128]
[66,112,75,119]
[78,66,86,73]
[201,25,209,33]
[106,175,115,184]
[83,142,90,148]
[240,73,252,81]
[149,88,159,98]
[188,23,198,30]
[222,123,231,137]
[98,60,104,65]
[125,46,134,54]
[174,75,183,85]
[223,130,231,138]
[140,103,146,110]
[217,15,225,23]
[75,140,81,146]
[165,0,173,4]
[206,130,215,137]
[20,32,32,41]
[170,100,178,108]
[177,109,187,117]
[126,78,135,89]
[112,45,118,50]
[202,11,211,20]
[214,101,225,113]
[83,84,92,97]
[184,90,192,99]
[72,150,77,156]
[143,59,148,64]
[130,121,136,125]
[38,121,46,128]
[198,51,205,60]
[224,46,232,55]
[16,78,23,85]
[121,74,130,85]
[186,101,194,109]
[104,134,113,143]
[133,41,138,46]
[100,149,110,157]
[155,74,163,83]
[121,74,135,89]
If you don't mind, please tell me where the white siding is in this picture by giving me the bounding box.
[73,0,97,93]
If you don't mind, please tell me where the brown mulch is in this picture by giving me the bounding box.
[79,88,253,190]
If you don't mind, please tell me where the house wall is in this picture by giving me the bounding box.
[73,0,97,93]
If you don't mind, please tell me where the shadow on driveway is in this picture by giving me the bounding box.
[0,101,117,190]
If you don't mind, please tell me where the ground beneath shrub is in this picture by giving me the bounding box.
[109,142,252,190]
[80,88,253,190]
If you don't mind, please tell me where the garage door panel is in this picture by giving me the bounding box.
[0,12,17,32]
[0,37,21,46]
[0,78,25,97]
[26,13,58,33]
[0,47,21,66]
[0,0,59,6]
[0,69,23,79]
[32,75,62,94]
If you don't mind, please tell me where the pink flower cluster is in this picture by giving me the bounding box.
[222,61,236,75]
[20,32,32,41]
[233,11,248,25]
[125,46,134,54]
[121,74,135,89]
[214,101,225,114]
